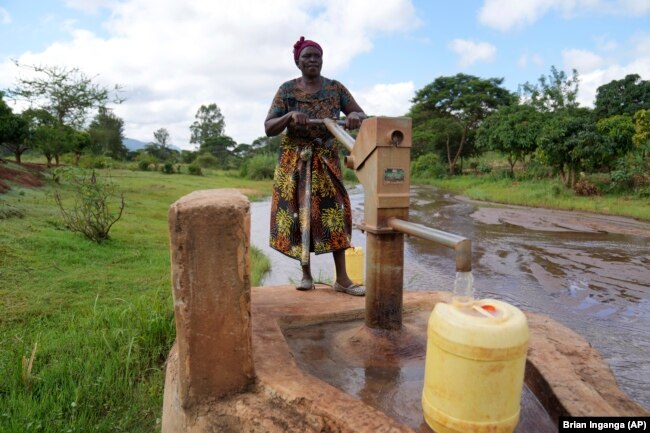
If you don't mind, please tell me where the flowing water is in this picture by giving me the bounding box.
[250,184,650,411]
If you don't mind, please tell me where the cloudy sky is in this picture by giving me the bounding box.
[1,0,649,149]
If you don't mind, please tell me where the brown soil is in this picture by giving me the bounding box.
[0,160,46,193]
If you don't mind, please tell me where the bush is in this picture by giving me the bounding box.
[137,159,152,171]
[187,164,202,176]
[161,162,175,174]
[574,179,600,196]
[78,155,113,169]
[477,162,492,174]
[195,153,220,168]
[53,170,125,243]
[516,159,553,181]
[240,153,276,180]
[411,153,447,179]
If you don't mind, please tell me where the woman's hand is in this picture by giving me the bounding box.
[289,111,308,126]
[345,112,365,130]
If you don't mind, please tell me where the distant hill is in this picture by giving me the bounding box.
[123,138,148,151]
[123,138,183,152]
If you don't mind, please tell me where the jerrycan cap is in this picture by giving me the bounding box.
[431,298,529,349]
[450,298,510,323]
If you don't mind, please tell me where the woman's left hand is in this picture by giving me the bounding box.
[345,112,364,130]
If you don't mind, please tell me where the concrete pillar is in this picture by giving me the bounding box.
[167,189,254,409]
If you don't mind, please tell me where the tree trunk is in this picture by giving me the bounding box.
[508,155,515,175]
[15,151,22,164]
[55,154,60,166]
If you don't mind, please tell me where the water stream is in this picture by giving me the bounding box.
[250,184,650,410]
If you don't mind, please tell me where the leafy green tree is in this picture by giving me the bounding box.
[632,109,650,154]
[146,128,178,165]
[71,130,93,165]
[596,115,635,169]
[536,108,604,187]
[476,104,544,175]
[410,73,515,173]
[594,74,650,119]
[153,128,170,147]
[189,103,225,149]
[8,62,123,128]
[87,107,127,159]
[520,66,580,112]
[0,92,29,163]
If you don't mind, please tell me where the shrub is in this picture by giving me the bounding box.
[517,159,553,181]
[78,155,112,169]
[411,153,447,179]
[240,153,276,180]
[53,170,125,243]
[574,180,600,196]
[187,164,202,176]
[477,162,492,174]
[195,153,220,168]
[138,159,151,171]
[161,162,175,174]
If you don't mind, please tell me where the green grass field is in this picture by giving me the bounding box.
[415,175,650,221]
[0,166,273,433]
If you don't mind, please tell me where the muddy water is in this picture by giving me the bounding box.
[250,184,650,410]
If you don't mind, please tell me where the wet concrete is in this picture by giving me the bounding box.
[283,310,557,433]
[250,184,650,410]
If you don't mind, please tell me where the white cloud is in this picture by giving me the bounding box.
[354,82,415,117]
[0,7,11,25]
[518,52,544,68]
[575,35,650,106]
[562,48,605,73]
[479,0,650,31]
[448,39,496,67]
[64,0,112,14]
[1,0,419,148]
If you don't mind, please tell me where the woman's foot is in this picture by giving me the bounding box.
[334,281,365,296]
[296,277,314,291]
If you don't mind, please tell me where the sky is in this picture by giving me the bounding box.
[1,0,649,150]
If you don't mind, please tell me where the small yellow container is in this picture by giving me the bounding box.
[340,246,364,285]
[422,298,529,433]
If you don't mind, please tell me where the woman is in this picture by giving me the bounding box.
[265,36,366,296]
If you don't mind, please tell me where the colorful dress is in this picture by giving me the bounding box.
[268,77,354,265]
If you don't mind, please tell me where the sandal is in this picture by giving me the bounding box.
[296,278,315,291]
[334,282,365,297]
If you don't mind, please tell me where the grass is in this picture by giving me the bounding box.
[414,174,650,222]
[0,166,273,433]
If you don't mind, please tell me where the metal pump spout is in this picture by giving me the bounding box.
[387,218,471,273]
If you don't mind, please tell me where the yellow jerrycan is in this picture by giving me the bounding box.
[422,298,529,433]
[340,246,364,285]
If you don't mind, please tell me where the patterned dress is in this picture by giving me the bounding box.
[268,77,354,265]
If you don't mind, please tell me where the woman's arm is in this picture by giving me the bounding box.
[264,111,308,137]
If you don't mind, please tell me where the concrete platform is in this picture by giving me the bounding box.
[162,285,648,433]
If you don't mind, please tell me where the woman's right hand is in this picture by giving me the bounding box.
[289,111,308,126]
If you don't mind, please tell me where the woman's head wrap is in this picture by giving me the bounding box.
[293,36,323,63]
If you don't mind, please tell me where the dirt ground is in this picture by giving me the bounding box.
[0,160,45,193]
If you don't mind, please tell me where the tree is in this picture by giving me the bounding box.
[87,107,127,159]
[0,92,29,163]
[594,74,650,119]
[596,115,635,170]
[476,104,544,175]
[189,103,225,149]
[8,62,123,128]
[536,108,604,187]
[410,73,515,173]
[7,62,123,163]
[633,109,650,155]
[520,66,580,112]
[153,128,170,147]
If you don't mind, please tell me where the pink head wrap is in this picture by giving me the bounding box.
[293,36,323,63]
